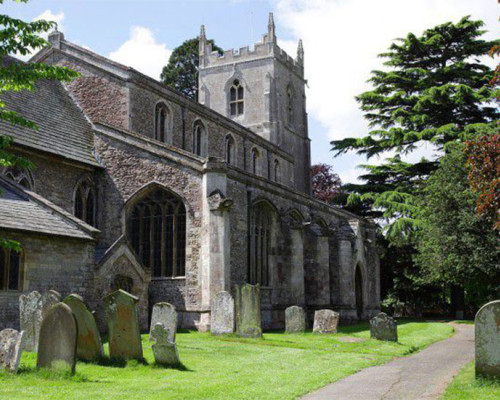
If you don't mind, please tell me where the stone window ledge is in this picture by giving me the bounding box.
[151,276,186,281]
[0,291,22,297]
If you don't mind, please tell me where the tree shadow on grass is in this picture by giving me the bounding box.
[13,366,91,382]
[93,356,148,368]
[152,361,192,372]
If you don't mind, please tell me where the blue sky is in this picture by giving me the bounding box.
[4,0,500,183]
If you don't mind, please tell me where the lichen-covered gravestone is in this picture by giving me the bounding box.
[0,329,25,373]
[475,300,500,378]
[149,302,177,342]
[103,289,143,360]
[63,294,103,361]
[235,284,262,338]
[41,290,62,319]
[151,323,180,365]
[37,303,77,374]
[211,291,234,335]
[313,309,339,334]
[285,306,306,333]
[370,312,398,342]
[19,291,41,352]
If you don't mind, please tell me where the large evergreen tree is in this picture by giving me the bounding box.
[332,17,499,238]
[161,37,222,101]
[0,0,78,250]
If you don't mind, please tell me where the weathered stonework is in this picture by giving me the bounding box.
[476,300,500,378]
[313,310,339,334]
[370,312,397,342]
[0,329,24,373]
[235,284,262,338]
[285,306,306,333]
[211,291,234,335]
[149,302,177,342]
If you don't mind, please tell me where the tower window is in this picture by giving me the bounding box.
[155,102,171,143]
[128,188,186,277]
[0,247,22,291]
[74,178,97,226]
[287,85,294,127]
[225,135,235,165]
[230,79,244,116]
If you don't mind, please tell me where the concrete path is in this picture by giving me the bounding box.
[303,323,474,400]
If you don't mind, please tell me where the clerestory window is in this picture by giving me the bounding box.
[155,102,171,143]
[225,135,235,165]
[229,79,244,117]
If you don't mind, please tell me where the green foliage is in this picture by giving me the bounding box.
[0,0,79,249]
[443,362,500,400]
[161,37,222,101]
[331,17,500,238]
[415,143,500,309]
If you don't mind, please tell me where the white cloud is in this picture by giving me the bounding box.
[34,9,65,33]
[109,26,172,80]
[273,0,500,182]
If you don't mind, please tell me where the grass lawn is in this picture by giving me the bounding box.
[0,321,453,400]
[443,362,500,400]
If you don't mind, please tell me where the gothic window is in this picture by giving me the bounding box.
[229,79,244,117]
[128,188,186,278]
[2,166,34,191]
[225,135,235,165]
[0,247,22,291]
[274,159,280,183]
[155,102,171,143]
[193,120,207,157]
[250,202,273,286]
[251,148,260,175]
[287,85,294,127]
[74,178,96,226]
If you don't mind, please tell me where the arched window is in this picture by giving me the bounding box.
[155,102,171,143]
[250,202,273,286]
[225,135,235,165]
[274,159,280,183]
[193,121,207,157]
[287,85,294,127]
[229,79,244,117]
[74,178,96,226]
[251,148,260,175]
[2,166,34,191]
[0,247,22,291]
[128,188,186,278]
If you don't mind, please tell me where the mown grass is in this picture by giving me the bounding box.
[443,361,500,400]
[0,321,453,400]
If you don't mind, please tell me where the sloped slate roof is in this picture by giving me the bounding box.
[0,181,95,240]
[0,59,99,166]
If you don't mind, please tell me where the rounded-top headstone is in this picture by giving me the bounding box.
[211,291,234,335]
[63,294,103,361]
[37,303,77,374]
[285,306,306,334]
[41,290,62,319]
[370,312,398,342]
[0,328,25,373]
[149,302,177,343]
[476,300,500,378]
[313,309,339,334]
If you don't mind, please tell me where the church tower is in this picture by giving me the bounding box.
[198,13,311,194]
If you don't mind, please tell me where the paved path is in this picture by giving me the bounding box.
[303,323,474,400]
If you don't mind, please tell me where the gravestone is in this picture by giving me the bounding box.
[103,289,143,360]
[211,291,234,335]
[63,294,103,361]
[0,329,25,373]
[149,302,177,342]
[370,312,398,342]
[37,303,77,374]
[285,306,306,334]
[476,300,500,378]
[41,290,62,319]
[313,309,339,334]
[235,284,262,338]
[19,291,41,352]
[151,323,180,365]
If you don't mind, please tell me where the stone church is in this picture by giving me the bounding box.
[0,14,380,331]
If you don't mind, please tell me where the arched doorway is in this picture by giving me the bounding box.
[355,265,363,320]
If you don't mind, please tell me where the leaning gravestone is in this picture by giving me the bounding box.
[476,300,500,378]
[63,294,103,361]
[211,291,234,335]
[0,329,25,373]
[235,284,262,338]
[149,302,177,342]
[313,309,339,334]
[103,289,143,360]
[285,306,306,334]
[151,323,180,365]
[370,312,398,342]
[37,303,77,374]
[19,291,41,352]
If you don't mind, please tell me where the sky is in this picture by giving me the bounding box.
[3,0,500,183]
